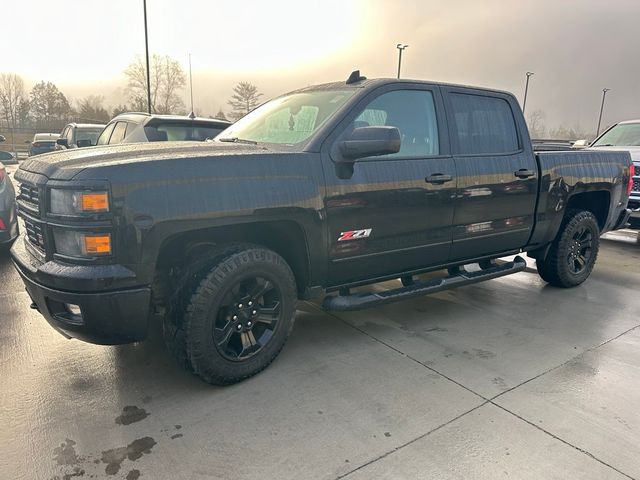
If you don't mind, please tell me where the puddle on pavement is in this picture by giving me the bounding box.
[115,406,149,426]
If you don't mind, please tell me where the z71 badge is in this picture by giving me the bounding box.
[338,228,372,241]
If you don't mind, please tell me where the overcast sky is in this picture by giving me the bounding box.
[5,0,639,131]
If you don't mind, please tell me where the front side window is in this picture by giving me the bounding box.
[350,90,440,157]
[97,123,116,145]
[450,93,519,155]
[217,90,356,145]
[65,127,74,144]
[592,123,640,147]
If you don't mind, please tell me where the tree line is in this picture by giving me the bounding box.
[0,54,263,132]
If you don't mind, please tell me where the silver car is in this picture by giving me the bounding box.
[96,113,231,145]
[588,119,640,228]
[0,162,18,250]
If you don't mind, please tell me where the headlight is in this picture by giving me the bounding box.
[53,229,112,257]
[50,189,110,215]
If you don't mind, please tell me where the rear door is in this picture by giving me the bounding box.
[322,84,456,286]
[442,88,538,260]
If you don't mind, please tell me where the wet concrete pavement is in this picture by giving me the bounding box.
[0,226,639,479]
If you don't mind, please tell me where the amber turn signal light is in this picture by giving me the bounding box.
[81,192,109,212]
[83,234,112,255]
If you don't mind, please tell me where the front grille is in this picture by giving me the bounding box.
[633,178,640,193]
[18,182,40,211]
[23,218,45,252]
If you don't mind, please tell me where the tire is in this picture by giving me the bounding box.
[536,209,600,288]
[167,245,297,385]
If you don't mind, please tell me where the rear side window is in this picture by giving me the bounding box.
[450,93,519,155]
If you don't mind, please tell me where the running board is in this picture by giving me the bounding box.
[323,256,527,312]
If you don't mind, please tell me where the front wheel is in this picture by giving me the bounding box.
[536,209,600,288]
[169,246,297,385]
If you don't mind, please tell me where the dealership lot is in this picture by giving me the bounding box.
[0,224,638,479]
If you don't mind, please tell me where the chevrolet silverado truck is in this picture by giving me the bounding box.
[11,72,633,385]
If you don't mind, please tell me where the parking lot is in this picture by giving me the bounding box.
[1,162,638,480]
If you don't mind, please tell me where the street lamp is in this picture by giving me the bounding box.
[522,71,534,114]
[143,0,152,114]
[396,44,409,79]
[596,88,611,137]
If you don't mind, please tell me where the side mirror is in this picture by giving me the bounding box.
[339,126,401,161]
[0,135,5,143]
[56,138,68,147]
[572,139,590,148]
[76,139,93,148]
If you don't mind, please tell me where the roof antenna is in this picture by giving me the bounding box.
[346,70,366,85]
[188,53,195,119]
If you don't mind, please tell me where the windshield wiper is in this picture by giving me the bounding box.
[591,143,614,147]
[218,137,258,145]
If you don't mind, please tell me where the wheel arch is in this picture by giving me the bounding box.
[153,220,312,300]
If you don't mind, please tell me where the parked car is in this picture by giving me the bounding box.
[95,113,231,145]
[586,119,640,227]
[29,133,60,156]
[56,123,106,150]
[11,73,632,385]
[0,150,17,165]
[0,162,18,250]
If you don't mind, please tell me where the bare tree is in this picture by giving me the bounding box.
[111,104,130,117]
[213,109,228,121]
[0,73,27,129]
[527,109,547,139]
[124,54,186,114]
[76,95,110,122]
[227,82,262,121]
[29,81,72,123]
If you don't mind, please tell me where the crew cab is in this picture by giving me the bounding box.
[11,73,633,385]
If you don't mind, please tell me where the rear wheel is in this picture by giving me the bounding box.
[166,245,297,385]
[536,209,600,288]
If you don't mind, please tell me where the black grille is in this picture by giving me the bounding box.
[23,218,45,252]
[633,178,640,193]
[18,182,40,211]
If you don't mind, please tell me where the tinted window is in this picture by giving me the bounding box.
[450,93,519,155]
[97,123,116,145]
[144,123,224,142]
[108,122,128,144]
[0,151,13,160]
[352,90,439,157]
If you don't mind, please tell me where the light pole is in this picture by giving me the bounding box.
[596,88,611,137]
[143,0,152,114]
[396,44,408,79]
[522,71,534,114]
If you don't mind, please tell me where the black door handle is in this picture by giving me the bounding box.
[514,169,535,179]
[425,174,453,184]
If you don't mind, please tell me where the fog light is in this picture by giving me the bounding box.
[65,303,82,316]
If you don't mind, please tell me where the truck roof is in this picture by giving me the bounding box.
[291,76,515,98]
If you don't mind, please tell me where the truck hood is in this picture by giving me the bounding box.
[17,141,269,180]
[588,146,640,165]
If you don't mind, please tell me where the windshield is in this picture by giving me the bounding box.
[592,123,640,147]
[217,90,356,145]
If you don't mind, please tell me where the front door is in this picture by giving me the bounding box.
[442,88,539,260]
[322,85,457,286]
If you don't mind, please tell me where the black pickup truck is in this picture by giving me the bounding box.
[11,72,633,385]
